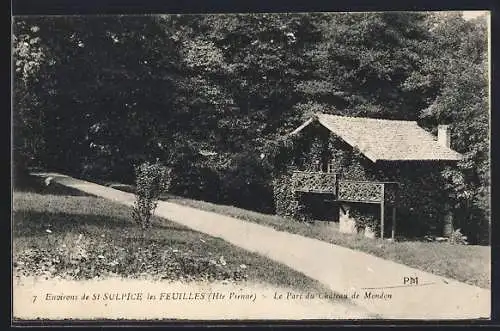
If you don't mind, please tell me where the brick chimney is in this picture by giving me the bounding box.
[438,125,451,148]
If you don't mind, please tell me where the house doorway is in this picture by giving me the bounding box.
[299,193,339,222]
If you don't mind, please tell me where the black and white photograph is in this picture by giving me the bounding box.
[12,10,491,321]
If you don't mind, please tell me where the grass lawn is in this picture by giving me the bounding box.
[12,180,344,297]
[166,196,491,289]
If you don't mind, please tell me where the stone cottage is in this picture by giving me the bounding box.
[273,113,462,239]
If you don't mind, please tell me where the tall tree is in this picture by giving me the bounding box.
[13,19,47,179]
[298,12,432,120]
[405,13,490,243]
[13,16,184,181]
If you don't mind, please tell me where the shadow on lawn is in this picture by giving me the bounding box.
[12,210,197,237]
[13,175,88,197]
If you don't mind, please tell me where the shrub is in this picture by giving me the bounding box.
[219,151,275,213]
[170,166,221,202]
[132,161,172,231]
[273,173,296,218]
[350,204,380,235]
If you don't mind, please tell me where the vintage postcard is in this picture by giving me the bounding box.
[12,10,491,322]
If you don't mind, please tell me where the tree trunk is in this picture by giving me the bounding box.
[443,209,454,237]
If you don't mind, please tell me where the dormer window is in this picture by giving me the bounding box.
[312,160,321,172]
[327,159,336,173]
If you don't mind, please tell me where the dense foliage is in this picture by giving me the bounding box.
[13,12,490,243]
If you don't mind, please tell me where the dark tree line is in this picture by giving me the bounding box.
[13,12,490,243]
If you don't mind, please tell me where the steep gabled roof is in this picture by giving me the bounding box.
[289,113,462,162]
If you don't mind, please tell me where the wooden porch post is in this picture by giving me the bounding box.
[391,207,396,240]
[334,174,339,197]
[380,203,385,239]
[380,185,385,239]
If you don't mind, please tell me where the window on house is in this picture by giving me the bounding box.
[312,160,321,172]
[327,159,336,173]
